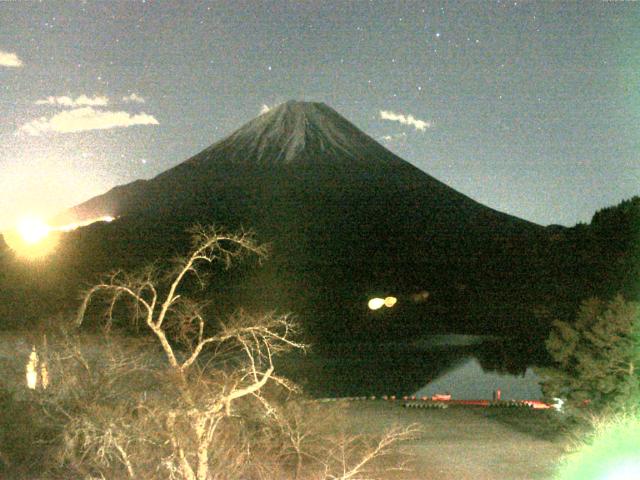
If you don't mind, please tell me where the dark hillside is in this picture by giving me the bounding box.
[542,196,640,310]
[0,101,593,344]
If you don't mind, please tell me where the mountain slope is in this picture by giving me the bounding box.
[61,101,535,230]
[50,100,549,342]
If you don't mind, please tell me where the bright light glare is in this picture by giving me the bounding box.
[552,397,565,412]
[26,347,38,390]
[4,214,116,260]
[4,216,58,260]
[555,411,640,480]
[57,215,115,231]
[368,296,398,310]
[17,216,50,244]
[368,298,385,310]
[603,460,640,480]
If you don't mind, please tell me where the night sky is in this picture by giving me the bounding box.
[1,1,638,231]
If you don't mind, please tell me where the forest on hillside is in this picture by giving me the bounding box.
[0,196,638,339]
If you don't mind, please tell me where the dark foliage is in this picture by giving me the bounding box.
[538,295,640,421]
[0,102,637,357]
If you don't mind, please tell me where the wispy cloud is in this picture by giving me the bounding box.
[380,110,431,131]
[0,50,23,67]
[35,95,109,107]
[381,132,408,142]
[260,104,271,114]
[18,107,159,136]
[122,93,146,104]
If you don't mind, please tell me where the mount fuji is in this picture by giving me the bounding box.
[45,101,551,342]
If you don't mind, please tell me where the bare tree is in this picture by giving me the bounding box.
[322,425,420,480]
[275,401,420,480]
[75,225,305,480]
[52,225,420,480]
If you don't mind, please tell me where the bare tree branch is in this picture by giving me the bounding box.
[324,424,421,480]
[71,225,307,480]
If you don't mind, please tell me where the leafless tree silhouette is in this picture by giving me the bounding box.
[58,225,419,479]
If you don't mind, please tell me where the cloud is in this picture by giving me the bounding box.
[18,107,159,136]
[35,95,109,107]
[260,104,271,114]
[380,110,431,131]
[122,93,146,104]
[0,50,23,67]
[381,132,408,142]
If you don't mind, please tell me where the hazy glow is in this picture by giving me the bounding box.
[555,411,640,480]
[17,216,50,244]
[4,215,59,260]
[4,214,115,260]
[603,461,640,480]
[411,291,430,303]
[368,298,385,310]
[56,215,114,232]
[384,296,398,307]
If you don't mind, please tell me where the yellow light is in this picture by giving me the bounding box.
[368,298,385,310]
[384,296,398,307]
[56,215,115,232]
[41,361,49,390]
[4,216,59,260]
[17,216,50,244]
[4,214,115,260]
[26,347,38,390]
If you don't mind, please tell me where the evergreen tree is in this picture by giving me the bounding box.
[538,295,640,420]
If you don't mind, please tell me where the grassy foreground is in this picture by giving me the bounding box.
[1,329,568,479]
[320,400,567,480]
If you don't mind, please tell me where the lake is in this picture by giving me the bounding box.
[279,334,547,400]
[414,357,542,400]
[4,332,547,401]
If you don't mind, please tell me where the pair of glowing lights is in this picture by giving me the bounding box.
[367,296,398,310]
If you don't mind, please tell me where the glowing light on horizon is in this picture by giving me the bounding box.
[17,216,50,244]
[56,215,114,232]
[4,214,115,260]
[5,215,59,259]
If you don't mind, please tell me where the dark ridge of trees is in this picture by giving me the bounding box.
[0,196,637,347]
[544,196,640,312]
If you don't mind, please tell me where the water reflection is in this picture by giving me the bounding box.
[278,335,547,399]
[414,357,542,400]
